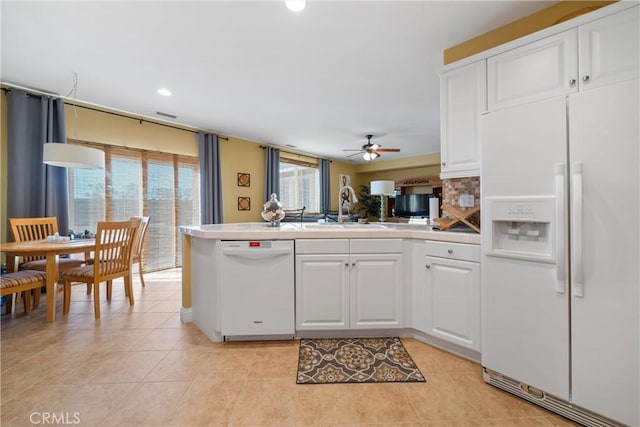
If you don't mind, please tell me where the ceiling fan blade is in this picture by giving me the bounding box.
[376,148,401,152]
[342,149,363,152]
[346,152,362,157]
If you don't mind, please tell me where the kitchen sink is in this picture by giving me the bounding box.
[303,224,345,229]
[302,223,390,230]
[342,223,388,229]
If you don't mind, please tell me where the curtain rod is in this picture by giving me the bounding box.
[71,103,228,140]
[259,145,331,162]
[1,84,228,140]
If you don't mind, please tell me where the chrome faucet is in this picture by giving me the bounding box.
[338,185,358,224]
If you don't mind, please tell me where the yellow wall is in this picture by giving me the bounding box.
[353,153,441,190]
[0,98,372,226]
[219,137,264,222]
[444,1,615,65]
[66,105,197,156]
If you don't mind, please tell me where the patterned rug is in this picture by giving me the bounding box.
[296,337,425,384]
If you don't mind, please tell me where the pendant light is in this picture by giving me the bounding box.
[285,0,306,12]
[43,73,105,169]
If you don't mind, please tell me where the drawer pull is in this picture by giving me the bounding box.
[425,264,431,269]
[447,249,453,254]
[253,320,263,324]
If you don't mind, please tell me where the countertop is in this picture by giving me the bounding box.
[180,222,481,245]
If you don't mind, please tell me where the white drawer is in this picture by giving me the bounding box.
[350,239,403,254]
[425,240,480,262]
[296,239,349,254]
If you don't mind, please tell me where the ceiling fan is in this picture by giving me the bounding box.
[343,134,401,161]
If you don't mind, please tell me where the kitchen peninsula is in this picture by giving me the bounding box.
[180,222,481,361]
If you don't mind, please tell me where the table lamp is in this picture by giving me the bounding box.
[370,180,395,222]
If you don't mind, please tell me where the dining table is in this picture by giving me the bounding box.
[1,239,95,322]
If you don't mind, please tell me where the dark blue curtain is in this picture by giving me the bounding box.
[319,158,330,214]
[264,147,280,202]
[5,89,70,238]
[197,132,223,224]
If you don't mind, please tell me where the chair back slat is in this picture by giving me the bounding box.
[93,219,139,280]
[130,216,150,262]
[9,217,59,263]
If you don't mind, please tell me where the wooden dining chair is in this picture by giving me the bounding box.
[7,217,85,313]
[0,270,47,315]
[62,219,140,319]
[9,217,85,272]
[130,216,150,287]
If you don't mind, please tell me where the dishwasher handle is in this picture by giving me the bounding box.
[222,247,292,260]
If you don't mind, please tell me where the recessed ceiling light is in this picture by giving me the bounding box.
[157,88,172,97]
[285,0,306,12]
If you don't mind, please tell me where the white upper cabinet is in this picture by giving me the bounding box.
[439,60,486,179]
[487,6,639,111]
[578,6,639,91]
[488,30,578,111]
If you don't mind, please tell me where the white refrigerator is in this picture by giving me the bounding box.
[480,78,639,426]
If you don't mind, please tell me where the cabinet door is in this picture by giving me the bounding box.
[488,29,578,111]
[296,254,350,330]
[350,254,402,329]
[425,256,480,351]
[440,60,486,178]
[579,6,639,91]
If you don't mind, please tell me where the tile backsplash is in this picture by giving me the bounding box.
[441,176,480,225]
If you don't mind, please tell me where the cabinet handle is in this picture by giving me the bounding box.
[447,249,453,254]
[441,162,446,166]
[425,264,431,269]
[345,263,349,267]
[351,262,356,267]
[569,79,576,86]
[582,75,590,82]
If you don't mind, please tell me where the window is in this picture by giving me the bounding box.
[68,142,200,272]
[279,159,319,213]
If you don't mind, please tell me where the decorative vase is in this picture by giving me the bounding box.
[261,193,285,226]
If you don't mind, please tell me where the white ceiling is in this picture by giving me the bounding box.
[1,1,552,163]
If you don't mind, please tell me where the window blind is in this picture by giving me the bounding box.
[68,142,200,272]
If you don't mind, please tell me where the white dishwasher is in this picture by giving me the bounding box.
[220,240,295,338]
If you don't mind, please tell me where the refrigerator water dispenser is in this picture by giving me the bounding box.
[484,196,556,263]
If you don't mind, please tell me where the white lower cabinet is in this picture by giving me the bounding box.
[296,253,350,330]
[350,253,402,329]
[424,241,480,351]
[295,239,403,331]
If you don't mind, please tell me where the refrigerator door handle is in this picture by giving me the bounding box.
[555,163,566,294]
[571,162,585,298]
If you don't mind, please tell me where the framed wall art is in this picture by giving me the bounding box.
[237,173,250,187]
[237,197,251,211]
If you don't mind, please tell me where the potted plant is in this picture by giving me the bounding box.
[357,185,381,221]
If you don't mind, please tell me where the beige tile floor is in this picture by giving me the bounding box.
[1,269,580,427]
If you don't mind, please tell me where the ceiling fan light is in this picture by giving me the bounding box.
[363,151,380,161]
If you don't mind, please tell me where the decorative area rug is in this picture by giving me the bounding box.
[297,337,425,384]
